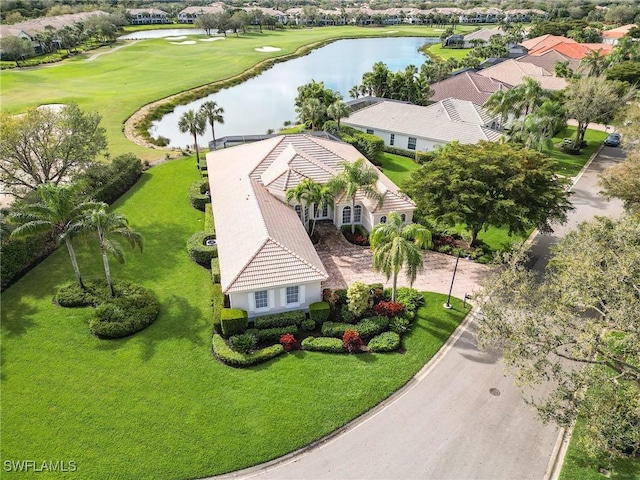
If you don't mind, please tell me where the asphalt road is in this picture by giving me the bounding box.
[214,146,626,480]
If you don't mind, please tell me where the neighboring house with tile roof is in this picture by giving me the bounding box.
[206,134,414,316]
[342,98,503,153]
[602,24,636,45]
[478,58,568,90]
[521,34,612,59]
[517,50,581,75]
[178,4,226,23]
[462,27,505,47]
[126,8,170,25]
[429,72,512,105]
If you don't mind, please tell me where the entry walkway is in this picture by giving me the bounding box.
[314,222,494,301]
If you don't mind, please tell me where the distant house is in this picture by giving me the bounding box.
[429,72,512,105]
[517,50,581,75]
[602,24,637,45]
[126,8,170,25]
[206,134,415,317]
[244,7,288,25]
[462,27,527,57]
[521,34,613,59]
[178,4,226,24]
[478,58,569,91]
[343,98,503,152]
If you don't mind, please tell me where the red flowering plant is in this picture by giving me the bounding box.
[342,329,363,353]
[279,333,299,351]
[374,300,405,318]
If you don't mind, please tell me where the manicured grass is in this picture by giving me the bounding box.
[548,126,608,177]
[378,152,419,186]
[1,156,470,479]
[0,25,474,161]
[424,43,472,61]
[560,419,640,480]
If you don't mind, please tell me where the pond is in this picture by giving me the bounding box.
[118,28,208,40]
[148,36,437,148]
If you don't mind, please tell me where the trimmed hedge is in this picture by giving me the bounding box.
[321,322,354,338]
[356,316,390,340]
[78,153,143,205]
[246,325,298,342]
[204,203,215,233]
[389,316,411,335]
[211,257,221,283]
[301,336,345,353]
[220,308,248,337]
[368,331,401,352]
[383,145,417,160]
[301,318,316,331]
[212,283,224,334]
[212,334,285,367]
[188,179,210,211]
[253,310,306,329]
[309,301,330,324]
[187,231,218,266]
[1,229,53,291]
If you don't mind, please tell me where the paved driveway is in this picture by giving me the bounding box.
[314,223,494,301]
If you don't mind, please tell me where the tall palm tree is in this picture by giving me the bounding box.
[579,49,608,77]
[349,85,360,100]
[295,98,325,131]
[327,158,383,235]
[307,183,334,237]
[286,179,319,233]
[81,204,144,297]
[199,101,224,148]
[178,109,207,166]
[514,77,547,117]
[327,100,350,129]
[10,183,101,288]
[370,211,432,301]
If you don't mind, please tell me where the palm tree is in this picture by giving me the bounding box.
[307,184,334,237]
[286,179,319,233]
[81,204,144,297]
[579,49,608,77]
[370,211,433,301]
[199,101,224,148]
[349,85,360,100]
[295,98,325,131]
[327,100,350,129]
[514,77,547,117]
[178,109,207,166]
[327,158,383,235]
[10,183,101,289]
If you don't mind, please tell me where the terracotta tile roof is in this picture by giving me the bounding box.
[478,59,568,90]
[430,72,513,106]
[602,24,636,39]
[521,35,574,51]
[343,98,503,145]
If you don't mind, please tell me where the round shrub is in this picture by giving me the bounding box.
[301,336,344,353]
[188,179,210,211]
[390,317,411,335]
[343,329,363,353]
[229,333,257,354]
[368,332,401,352]
[279,333,299,351]
[301,318,316,331]
[88,284,159,339]
[56,282,90,307]
[187,231,218,266]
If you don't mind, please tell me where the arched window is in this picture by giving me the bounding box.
[294,205,302,221]
[342,206,351,224]
[354,205,362,223]
[400,214,406,222]
[380,215,387,224]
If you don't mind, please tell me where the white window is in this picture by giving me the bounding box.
[408,137,417,150]
[255,290,268,309]
[342,206,351,224]
[380,216,387,224]
[354,205,362,223]
[286,286,299,304]
[390,133,395,146]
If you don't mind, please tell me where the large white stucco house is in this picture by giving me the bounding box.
[343,98,503,153]
[207,134,414,317]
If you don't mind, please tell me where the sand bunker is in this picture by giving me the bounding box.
[38,104,66,113]
[199,37,225,42]
[170,41,197,45]
[165,36,187,41]
[255,46,281,52]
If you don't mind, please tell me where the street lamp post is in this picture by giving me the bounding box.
[443,253,460,309]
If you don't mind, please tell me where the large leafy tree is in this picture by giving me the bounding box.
[81,204,144,297]
[199,101,224,146]
[405,141,573,246]
[370,211,433,301]
[600,150,640,215]
[178,109,207,166]
[10,183,101,288]
[0,35,35,66]
[0,104,107,198]
[477,216,640,459]
[294,80,341,128]
[327,158,383,234]
[564,76,634,147]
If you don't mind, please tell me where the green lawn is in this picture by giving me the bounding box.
[0,25,473,161]
[547,126,608,177]
[424,43,472,61]
[1,155,470,479]
[560,420,640,480]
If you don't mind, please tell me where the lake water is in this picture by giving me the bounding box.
[118,29,208,39]
[149,36,437,148]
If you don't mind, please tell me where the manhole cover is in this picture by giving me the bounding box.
[489,388,501,396]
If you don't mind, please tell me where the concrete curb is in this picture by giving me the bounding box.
[207,304,482,480]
